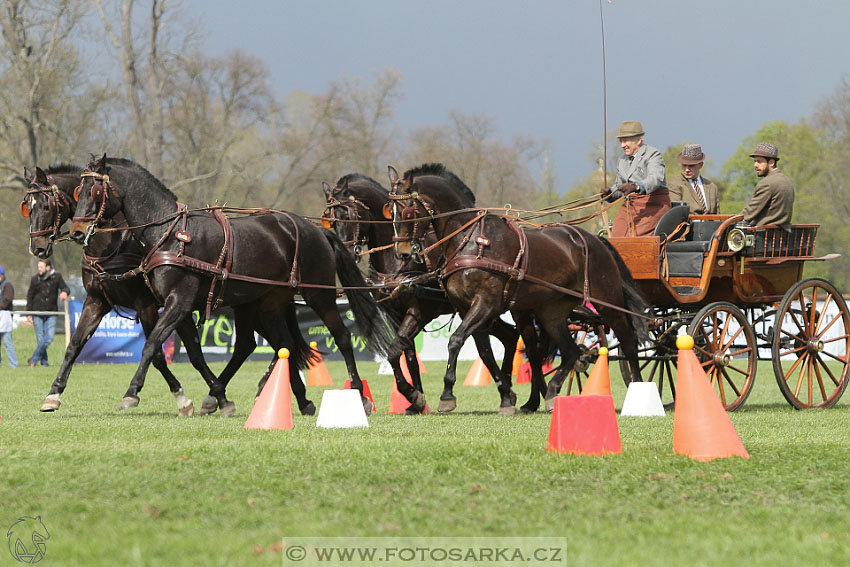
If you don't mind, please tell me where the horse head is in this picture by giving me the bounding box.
[322,173,391,263]
[21,166,77,258]
[70,153,121,245]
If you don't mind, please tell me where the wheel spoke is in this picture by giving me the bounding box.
[727,346,753,358]
[814,353,840,387]
[812,358,828,401]
[783,353,806,385]
[779,343,808,358]
[720,367,742,397]
[815,294,834,334]
[725,363,752,377]
[716,366,728,406]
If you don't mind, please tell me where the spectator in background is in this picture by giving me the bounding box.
[0,265,18,368]
[667,143,719,214]
[26,258,69,367]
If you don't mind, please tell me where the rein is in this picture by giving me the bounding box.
[22,180,75,241]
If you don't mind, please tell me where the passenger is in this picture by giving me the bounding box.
[667,143,719,214]
[740,142,794,230]
[602,120,671,237]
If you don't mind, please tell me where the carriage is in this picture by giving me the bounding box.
[603,203,850,411]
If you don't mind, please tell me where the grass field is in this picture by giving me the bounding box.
[1,328,850,566]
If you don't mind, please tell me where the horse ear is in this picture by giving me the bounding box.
[23,167,33,183]
[321,181,333,200]
[387,165,400,186]
[35,167,48,184]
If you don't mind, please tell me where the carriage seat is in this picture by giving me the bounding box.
[653,203,690,241]
[662,218,723,277]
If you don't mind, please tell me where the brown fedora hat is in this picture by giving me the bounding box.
[677,143,705,165]
[749,142,780,161]
[617,120,645,139]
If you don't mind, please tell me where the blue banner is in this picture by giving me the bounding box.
[67,300,148,363]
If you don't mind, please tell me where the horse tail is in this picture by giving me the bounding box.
[323,229,395,356]
[283,301,317,372]
[599,238,651,345]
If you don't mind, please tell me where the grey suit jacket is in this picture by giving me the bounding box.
[610,143,667,198]
[741,169,795,230]
[667,174,719,214]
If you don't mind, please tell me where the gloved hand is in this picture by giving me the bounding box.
[620,182,638,196]
[599,186,612,197]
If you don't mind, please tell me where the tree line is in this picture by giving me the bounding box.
[1,1,848,294]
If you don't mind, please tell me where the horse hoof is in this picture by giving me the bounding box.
[519,404,538,414]
[219,401,236,418]
[119,396,140,410]
[300,401,316,416]
[498,405,517,416]
[178,401,195,418]
[198,395,218,415]
[509,390,517,406]
[40,397,61,412]
[437,399,457,413]
[363,398,374,415]
[545,398,556,413]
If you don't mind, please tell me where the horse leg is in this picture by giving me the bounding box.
[438,297,501,414]
[198,308,259,417]
[253,312,315,416]
[471,331,516,415]
[385,307,427,414]
[123,304,195,417]
[541,316,583,412]
[40,295,111,412]
[514,313,546,413]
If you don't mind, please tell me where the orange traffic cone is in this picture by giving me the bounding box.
[306,341,333,386]
[511,337,525,377]
[673,335,749,462]
[387,373,432,414]
[343,378,377,412]
[463,357,490,386]
[517,359,553,384]
[244,348,294,430]
[546,395,622,455]
[581,347,612,397]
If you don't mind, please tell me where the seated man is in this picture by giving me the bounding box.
[667,143,719,214]
[740,142,794,230]
[602,120,671,237]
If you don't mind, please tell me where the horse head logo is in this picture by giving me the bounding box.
[7,516,50,564]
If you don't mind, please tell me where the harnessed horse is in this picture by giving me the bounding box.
[322,173,520,414]
[68,154,393,415]
[21,165,221,415]
[388,163,649,412]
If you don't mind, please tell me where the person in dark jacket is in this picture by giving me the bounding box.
[26,258,69,367]
[0,265,18,368]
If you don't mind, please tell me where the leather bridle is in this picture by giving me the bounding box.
[322,193,370,260]
[21,177,75,242]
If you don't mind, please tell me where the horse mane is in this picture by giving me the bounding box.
[335,172,388,194]
[402,163,476,205]
[45,163,81,175]
[101,157,179,201]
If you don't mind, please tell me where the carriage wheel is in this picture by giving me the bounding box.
[618,320,679,408]
[562,325,608,395]
[772,278,850,409]
[687,302,757,412]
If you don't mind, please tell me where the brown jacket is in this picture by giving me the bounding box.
[741,169,795,230]
[667,174,719,214]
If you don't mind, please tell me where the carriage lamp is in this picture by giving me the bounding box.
[727,227,754,252]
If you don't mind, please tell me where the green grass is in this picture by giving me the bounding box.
[1,327,849,566]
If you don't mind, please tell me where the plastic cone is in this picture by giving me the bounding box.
[306,341,333,386]
[546,395,622,455]
[673,335,749,461]
[581,347,612,398]
[511,337,525,377]
[315,390,369,428]
[516,360,553,384]
[620,382,666,416]
[244,348,294,430]
[343,378,377,412]
[463,357,491,386]
[387,364,432,414]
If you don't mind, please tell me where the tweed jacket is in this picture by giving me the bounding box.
[667,174,719,214]
[610,143,667,198]
[740,168,795,230]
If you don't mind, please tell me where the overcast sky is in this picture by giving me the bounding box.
[182,0,850,190]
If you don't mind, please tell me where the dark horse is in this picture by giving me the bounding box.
[22,165,221,415]
[388,164,648,412]
[323,173,520,414]
[69,155,392,414]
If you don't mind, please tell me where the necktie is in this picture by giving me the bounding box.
[692,179,706,212]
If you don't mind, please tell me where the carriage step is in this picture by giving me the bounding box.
[672,286,701,296]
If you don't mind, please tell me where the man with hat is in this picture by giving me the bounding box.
[0,265,18,368]
[740,142,794,230]
[602,120,671,237]
[668,143,719,214]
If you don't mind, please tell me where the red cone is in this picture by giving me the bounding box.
[244,348,294,430]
